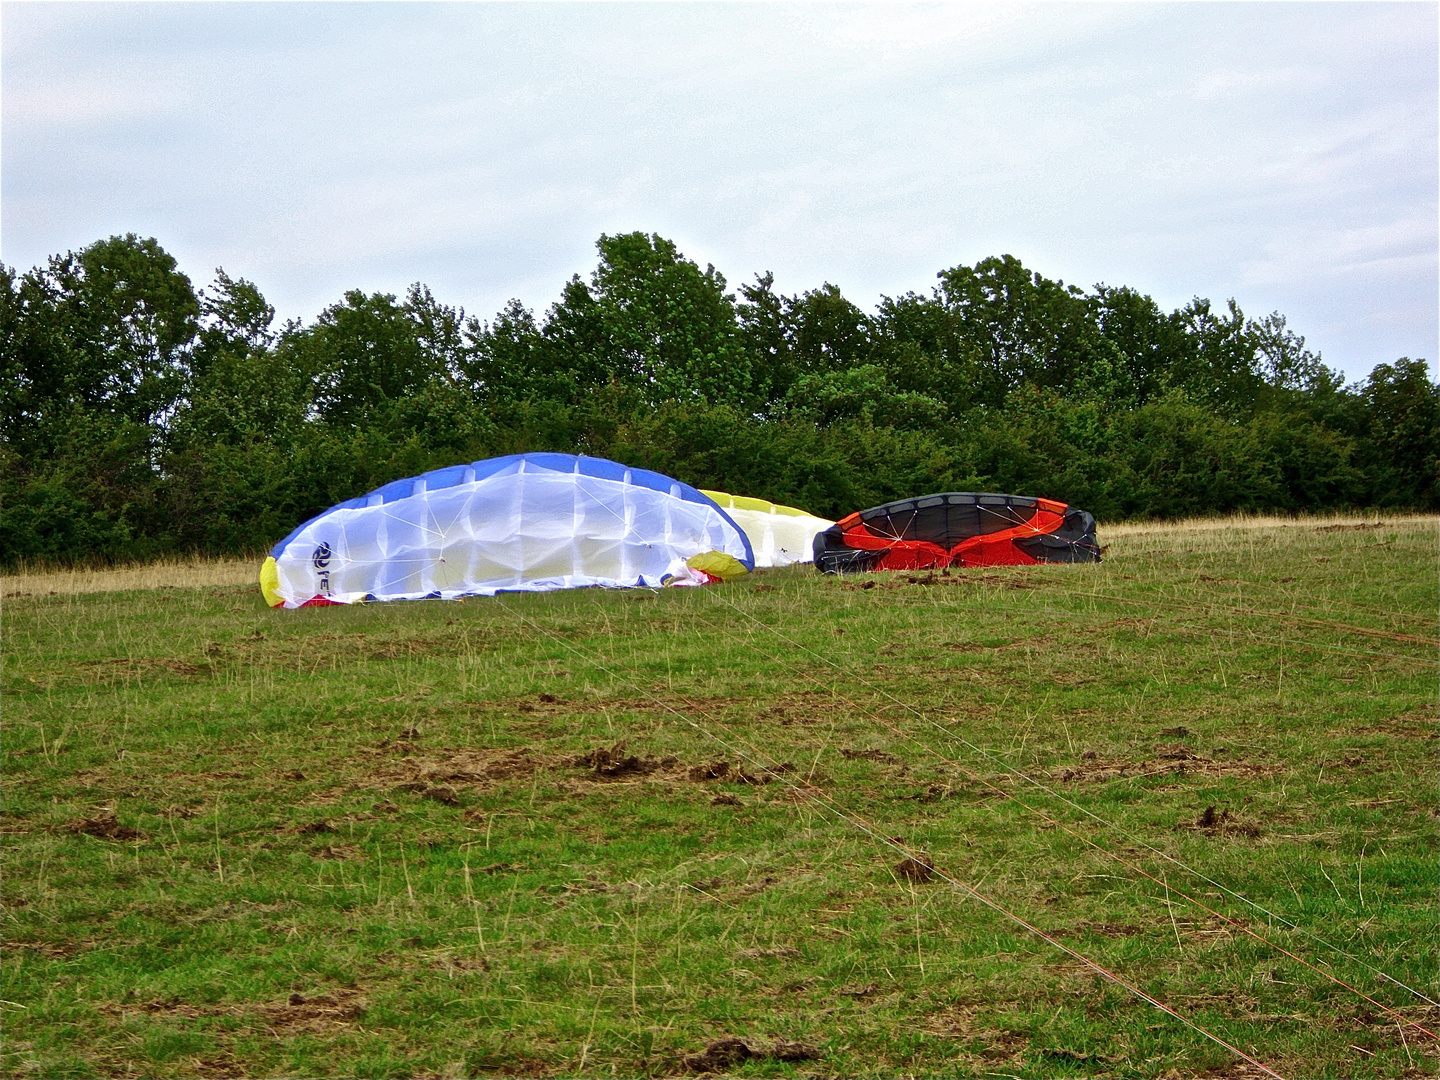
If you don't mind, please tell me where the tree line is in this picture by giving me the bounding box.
[3,231,1436,566]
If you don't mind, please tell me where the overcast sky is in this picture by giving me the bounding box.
[4,2,1436,382]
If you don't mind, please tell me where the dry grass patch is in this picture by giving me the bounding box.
[1099,510,1436,540]
[2,554,258,597]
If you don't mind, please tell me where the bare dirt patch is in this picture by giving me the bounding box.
[1051,754,1281,785]
[360,745,548,794]
[1347,710,1438,739]
[921,1003,1029,1063]
[179,1053,247,1079]
[685,759,775,785]
[391,782,463,804]
[943,636,1051,653]
[365,638,458,660]
[197,629,515,673]
[348,736,811,799]
[840,748,900,763]
[1179,805,1264,838]
[1052,922,1145,938]
[681,1036,819,1072]
[0,810,35,837]
[831,570,1042,591]
[102,988,366,1035]
[546,693,745,718]
[10,939,92,959]
[315,843,362,860]
[737,945,801,960]
[571,740,671,779]
[66,812,145,841]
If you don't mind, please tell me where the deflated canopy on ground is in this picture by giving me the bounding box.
[813,492,1101,572]
[259,454,753,608]
[699,490,834,568]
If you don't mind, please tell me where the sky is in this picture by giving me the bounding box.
[3,2,1436,382]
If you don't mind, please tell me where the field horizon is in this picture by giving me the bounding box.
[2,514,1436,1078]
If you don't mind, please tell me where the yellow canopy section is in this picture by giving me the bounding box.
[700,490,835,568]
[701,490,816,519]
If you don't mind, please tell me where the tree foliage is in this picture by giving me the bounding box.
[2,231,1435,566]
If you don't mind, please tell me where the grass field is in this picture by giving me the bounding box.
[2,515,1436,1079]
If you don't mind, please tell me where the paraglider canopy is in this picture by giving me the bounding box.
[813,492,1100,572]
[260,453,753,607]
[699,490,834,568]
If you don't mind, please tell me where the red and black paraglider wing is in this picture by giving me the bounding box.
[814,493,1099,571]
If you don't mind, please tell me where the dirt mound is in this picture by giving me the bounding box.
[1181,805,1263,838]
[353,735,817,802]
[66,812,144,841]
[572,740,668,779]
[682,1037,819,1072]
[894,853,935,883]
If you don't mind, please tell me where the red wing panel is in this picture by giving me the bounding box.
[953,534,1039,565]
[951,502,1065,566]
[838,524,950,570]
[876,544,953,571]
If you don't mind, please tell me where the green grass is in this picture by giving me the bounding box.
[2,517,1436,1078]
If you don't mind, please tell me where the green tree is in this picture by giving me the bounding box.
[737,276,875,412]
[869,290,988,412]
[462,299,559,403]
[786,364,946,429]
[736,272,792,410]
[541,233,752,406]
[1169,297,1264,417]
[1088,285,1191,406]
[934,255,1107,404]
[1356,358,1439,507]
[1,236,200,563]
[293,287,457,428]
[2,234,198,456]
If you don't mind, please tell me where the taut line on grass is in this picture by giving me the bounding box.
[699,592,1440,1028]
[495,596,1290,1080]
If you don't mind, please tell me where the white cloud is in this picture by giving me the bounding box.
[1191,65,1324,103]
[1241,212,1438,288]
[1,2,1434,379]
[4,70,188,127]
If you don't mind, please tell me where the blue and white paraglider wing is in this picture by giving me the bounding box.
[259,454,753,608]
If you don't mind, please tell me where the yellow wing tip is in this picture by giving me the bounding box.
[259,556,283,608]
[686,550,749,581]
